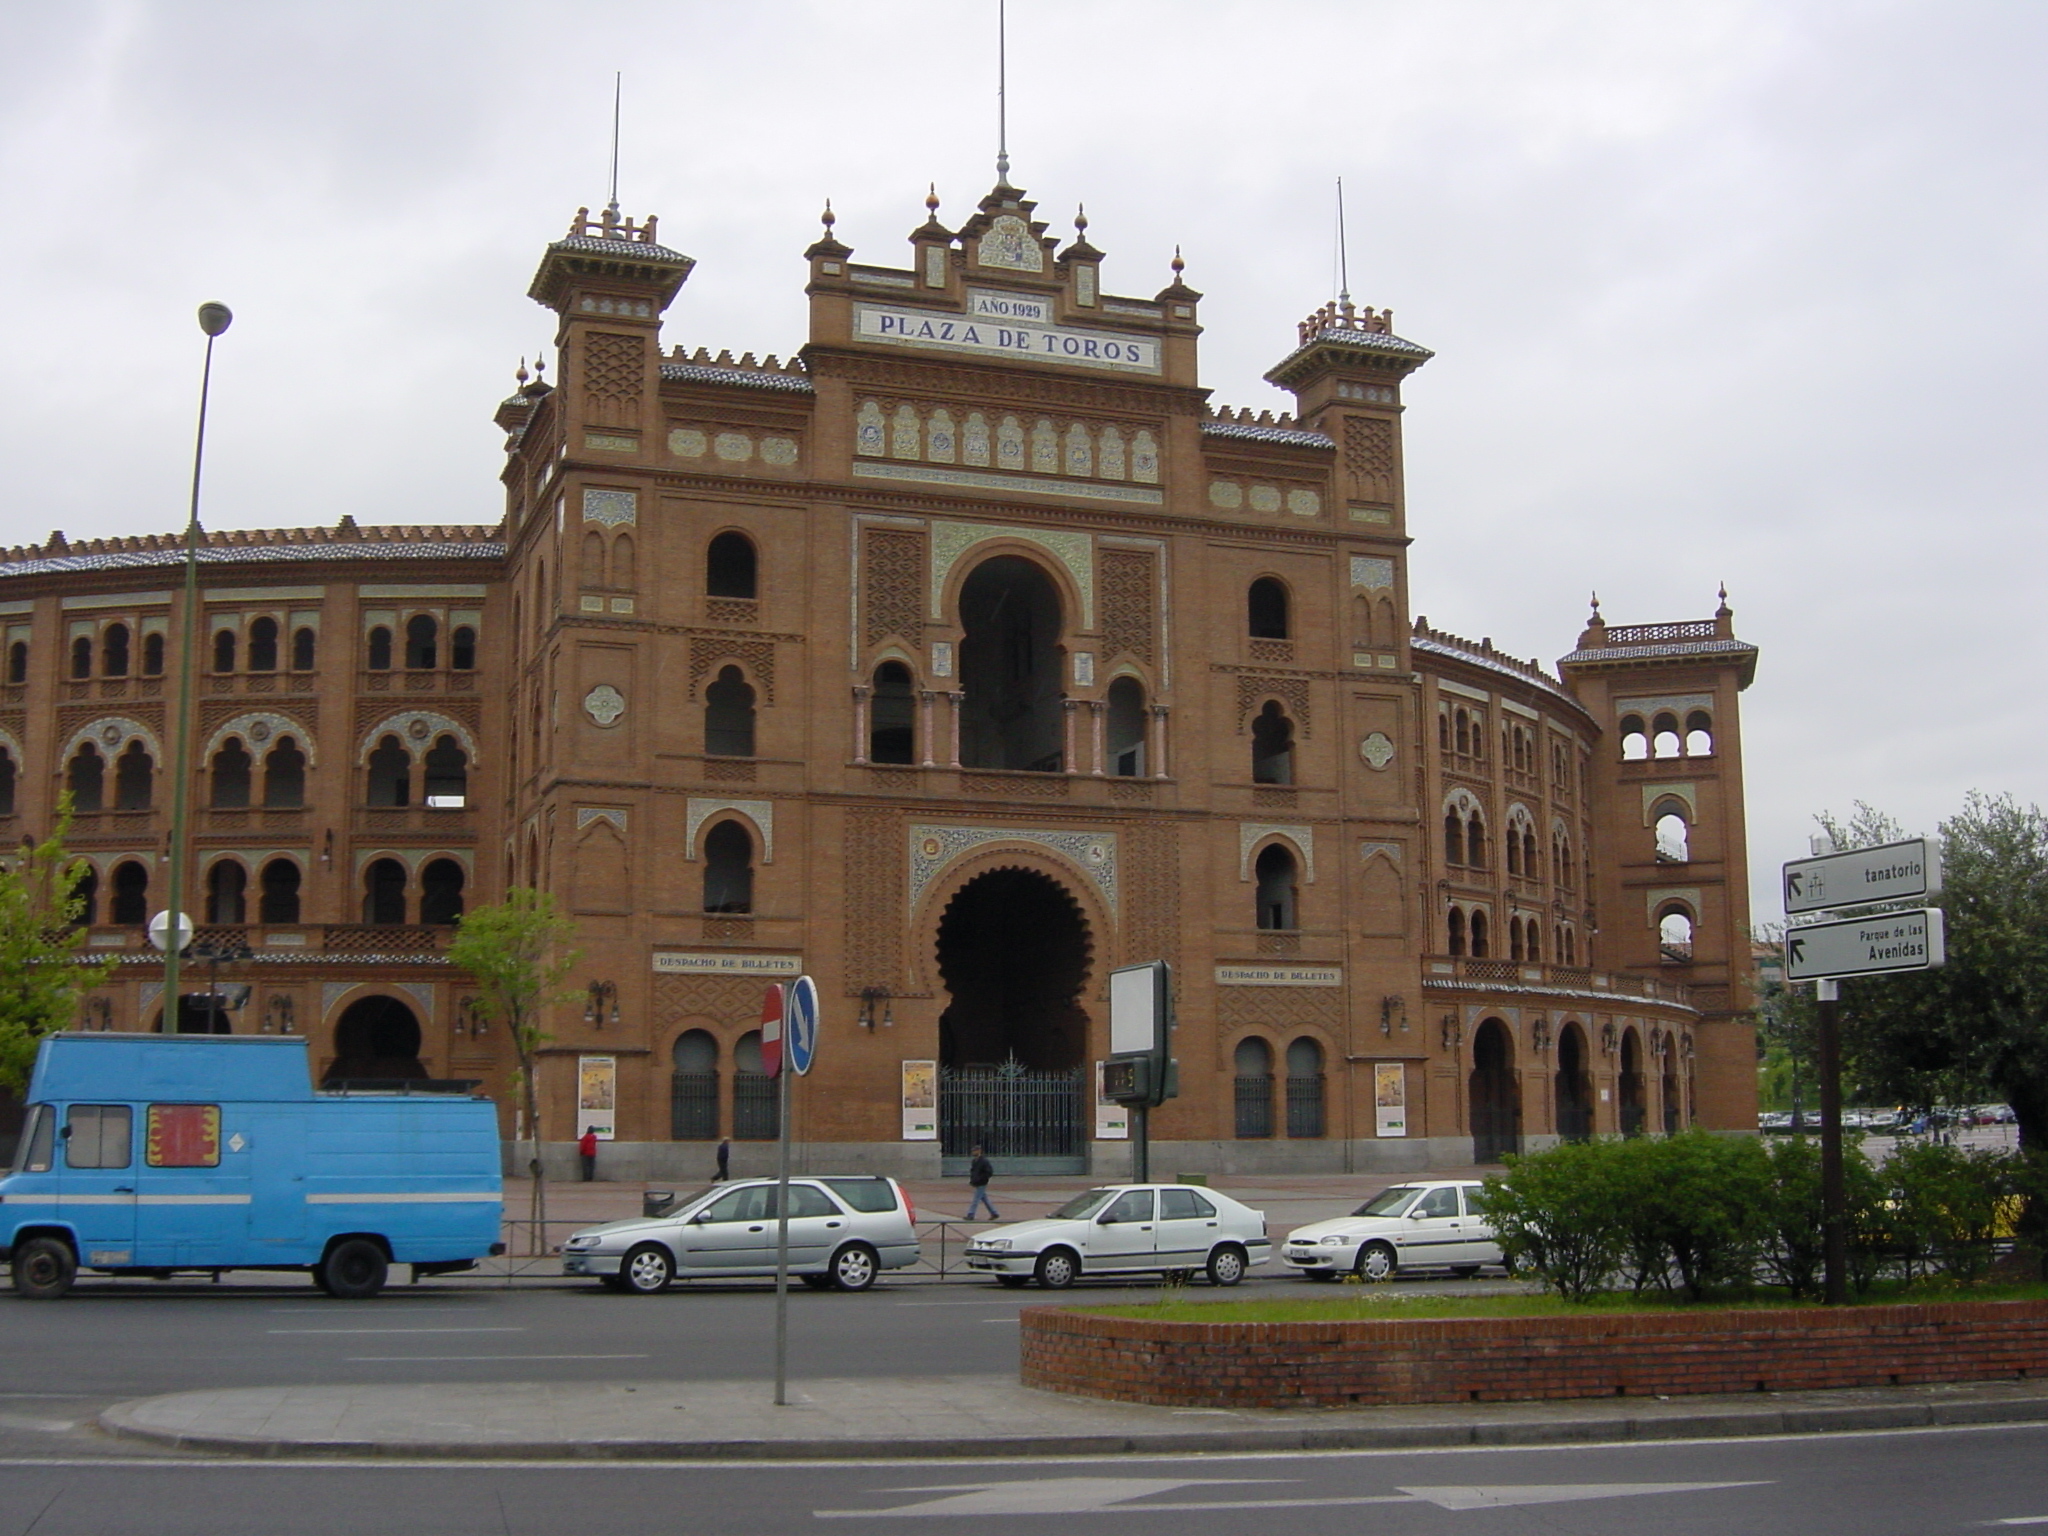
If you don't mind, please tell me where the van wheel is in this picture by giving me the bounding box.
[12,1237,76,1300]
[830,1242,879,1292]
[1206,1245,1247,1287]
[621,1243,673,1295]
[321,1239,389,1300]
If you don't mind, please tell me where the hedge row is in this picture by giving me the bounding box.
[1481,1131,2048,1301]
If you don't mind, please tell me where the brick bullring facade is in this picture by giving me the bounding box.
[0,172,1758,1177]
[1019,1300,2048,1409]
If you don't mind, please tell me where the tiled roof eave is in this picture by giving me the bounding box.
[1200,421,1334,450]
[0,541,507,580]
[1421,976,1700,1015]
[1559,639,1759,666]
[1411,636,1591,719]
[659,363,815,395]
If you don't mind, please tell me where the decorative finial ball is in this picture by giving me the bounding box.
[821,200,836,229]
[1171,245,1185,275]
[1075,203,1088,233]
[515,357,529,384]
[927,183,940,214]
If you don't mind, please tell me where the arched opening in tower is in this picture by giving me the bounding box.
[935,867,1092,1072]
[956,555,1065,772]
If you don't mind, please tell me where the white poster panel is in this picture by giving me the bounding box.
[1374,1062,1408,1138]
[578,1054,618,1140]
[900,1060,938,1141]
[1094,1061,1130,1140]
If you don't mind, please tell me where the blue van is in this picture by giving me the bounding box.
[0,1033,503,1300]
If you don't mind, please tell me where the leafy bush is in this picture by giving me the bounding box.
[1483,1140,1630,1301]
[1761,1134,1887,1297]
[1882,1140,2012,1282]
[1628,1132,1775,1299]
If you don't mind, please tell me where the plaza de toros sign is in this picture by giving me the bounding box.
[855,300,1161,375]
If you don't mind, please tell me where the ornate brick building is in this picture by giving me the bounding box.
[0,174,1758,1176]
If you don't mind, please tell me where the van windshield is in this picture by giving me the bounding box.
[9,1105,54,1174]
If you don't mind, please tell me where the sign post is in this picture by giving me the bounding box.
[1103,961,1174,1183]
[1781,840,1944,1306]
[771,976,818,1407]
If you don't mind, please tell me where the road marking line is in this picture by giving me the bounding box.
[267,1328,526,1335]
[344,1353,652,1362]
[1991,1519,2048,1526]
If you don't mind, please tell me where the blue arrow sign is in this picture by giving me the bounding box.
[785,974,819,1076]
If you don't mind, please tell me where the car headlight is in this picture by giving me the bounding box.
[972,1238,1012,1251]
[565,1235,601,1250]
[1322,1235,1350,1246]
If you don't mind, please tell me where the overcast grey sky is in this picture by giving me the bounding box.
[3,0,2040,924]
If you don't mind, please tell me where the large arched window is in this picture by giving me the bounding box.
[1465,811,1487,869]
[419,858,465,925]
[110,860,149,926]
[113,741,153,811]
[212,628,237,674]
[1444,809,1464,866]
[1655,809,1690,863]
[423,735,468,808]
[1447,906,1466,956]
[210,739,253,808]
[291,627,317,672]
[366,626,393,671]
[450,626,476,671]
[362,858,408,925]
[868,662,915,765]
[732,1029,778,1138]
[102,624,130,678]
[247,617,279,672]
[205,860,248,925]
[670,1029,720,1140]
[1469,908,1490,959]
[1659,906,1695,962]
[263,737,306,808]
[702,820,755,914]
[1247,578,1289,639]
[1685,709,1714,757]
[70,636,93,679]
[1250,700,1294,784]
[704,666,757,757]
[72,865,98,926]
[1253,843,1297,931]
[404,615,438,670]
[7,639,27,683]
[366,734,411,807]
[141,632,165,676]
[1652,711,1682,760]
[67,743,105,811]
[1105,676,1146,777]
[1233,1037,1274,1139]
[957,555,1063,771]
[258,858,301,924]
[707,532,758,599]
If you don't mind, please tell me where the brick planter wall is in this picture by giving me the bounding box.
[1019,1299,2048,1409]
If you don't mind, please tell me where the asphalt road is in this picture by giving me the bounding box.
[2,1423,2045,1534]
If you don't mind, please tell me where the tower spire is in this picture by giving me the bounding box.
[995,0,1012,187]
[1335,176,1352,307]
[607,71,622,218]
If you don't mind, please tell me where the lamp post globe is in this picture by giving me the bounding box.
[197,302,233,337]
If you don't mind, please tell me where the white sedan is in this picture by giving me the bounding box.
[965,1184,1272,1289]
[1281,1179,1504,1281]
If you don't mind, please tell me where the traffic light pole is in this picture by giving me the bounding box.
[1816,977,1847,1306]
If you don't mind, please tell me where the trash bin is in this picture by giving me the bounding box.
[643,1190,675,1218]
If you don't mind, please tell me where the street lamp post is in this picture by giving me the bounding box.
[159,302,232,1029]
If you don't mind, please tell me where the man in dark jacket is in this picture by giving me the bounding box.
[965,1144,1000,1221]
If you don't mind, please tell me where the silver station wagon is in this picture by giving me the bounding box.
[562,1176,919,1294]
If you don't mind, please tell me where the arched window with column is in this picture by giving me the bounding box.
[451,626,475,671]
[1447,906,1466,956]
[1253,843,1297,931]
[366,735,411,806]
[702,820,755,914]
[670,1030,720,1140]
[1685,709,1714,756]
[419,858,465,925]
[1465,810,1487,870]
[1470,908,1490,958]
[247,617,279,672]
[423,735,468,808]
[205,860,247,925]
[0,743,14,816]
[72,865,98,926]
[868,662,915,765]
[362,858,408,925]
[1105,676,1146,776]
[263,737,306,808]
[404,615,438,670]
[102,624,130,678]
[366,626,393,671]
[212,628,237,674]
[1285,1036,1325,1138]
[110,860,149,926]
[258,858,300,924]
[113,740,153,810]
[1659,904,1695,963]
[1655,807,1691,863]
[70,636,93,679]
[66,742,105,811]
[291,626,317,672]
[210,738,253,808]
[142,632,165,676]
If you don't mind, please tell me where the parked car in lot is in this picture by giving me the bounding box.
[1281,1180,1503,1281]
[561,1176,918,1294]
[964,1184,1271,1289]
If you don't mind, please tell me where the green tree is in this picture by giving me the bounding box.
[0,798,115,1092]
[1828,793,2048,1150]
[444,888,579,1239]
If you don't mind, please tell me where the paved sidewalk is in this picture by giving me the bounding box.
[99,1374,2048,1461]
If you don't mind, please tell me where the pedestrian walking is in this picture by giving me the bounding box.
[714,1138,731,1182]
[578,1126,599,1182]
[964,1144,1000,1221]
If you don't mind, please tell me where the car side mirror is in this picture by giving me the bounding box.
[690,1210,712,1224]
[1408,1210,1427,1220]
[1097,1213,1118,1225]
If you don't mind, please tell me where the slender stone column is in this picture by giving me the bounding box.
[1149,704,1170,779]
[947,691,964,768]
[1088,699,1106,776]
[1061,699,1079,774]
[918,690,936,768]
[852,685,871,765]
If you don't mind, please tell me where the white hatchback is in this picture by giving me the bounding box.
[965,1184,1271,1289]
[1281,1180,1504,1281]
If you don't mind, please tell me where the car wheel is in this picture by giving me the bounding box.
[1355,1241,1397,1282]
[830,1243,879,1292]
[320,1239,389,1300]
[621,1243,674,1295]
[1206,1245,1248,1287]
[11,1237,76,1300]
[996,1275,1031,1289]
[1034,1248,1079,1289]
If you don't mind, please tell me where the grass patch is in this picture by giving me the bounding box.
[1085,1278,2048,1327]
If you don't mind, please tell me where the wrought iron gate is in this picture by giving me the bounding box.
[939,1059,1087,1175]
